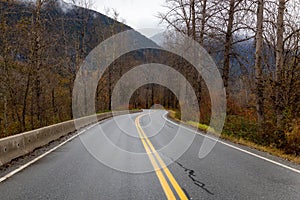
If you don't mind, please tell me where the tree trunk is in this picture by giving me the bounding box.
[275,0,285,128]
[108,66,112,111]
[199,0,207,46]
[21,72,31,131]
[223,0,235,99]
[34,0,43,127]
[255,0,265,127]
[191,0,196,40]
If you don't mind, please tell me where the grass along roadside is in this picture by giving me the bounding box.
[167,110,300,165]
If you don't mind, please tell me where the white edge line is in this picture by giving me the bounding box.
[0,112,139,183]
[0,121,103,183]
[162,113,300,175]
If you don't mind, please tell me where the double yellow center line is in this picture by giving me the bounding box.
[135,113,188,200]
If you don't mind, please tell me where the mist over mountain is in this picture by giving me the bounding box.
[0,0,159,64]
[150,32,165,46]
[149,31,261,78]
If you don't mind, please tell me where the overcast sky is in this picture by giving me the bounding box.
[92,0,167,37]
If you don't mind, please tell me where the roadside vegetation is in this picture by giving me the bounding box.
[169,110,300,164]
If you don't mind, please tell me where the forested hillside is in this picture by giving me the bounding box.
[0,0,299,157]
[0,0,162,136]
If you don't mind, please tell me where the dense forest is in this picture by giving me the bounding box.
[0,0,299,156]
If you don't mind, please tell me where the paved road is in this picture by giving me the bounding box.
[0,110,300,199]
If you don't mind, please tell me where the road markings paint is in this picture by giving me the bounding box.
[162,113,300,175]
[137,122,188,199]
[135,114,188,200]
[136,122,176,199]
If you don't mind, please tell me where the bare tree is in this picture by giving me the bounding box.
[29,0,48,127]
[254,0,265,127]
[159,0,209,114]
[274,0,285,128]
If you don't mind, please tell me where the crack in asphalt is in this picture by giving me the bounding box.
[165,123,175,129]
[174,160,214,196]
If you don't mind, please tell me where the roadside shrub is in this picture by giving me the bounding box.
[187,121,210,132]
[175,110,181,120]
[222,115,258,142]
[260,121,287,149]
[271,130,287,149]
[259,121,277,146]
[285,120,300,155]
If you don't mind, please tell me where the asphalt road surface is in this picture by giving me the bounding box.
[0,110,300,200]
